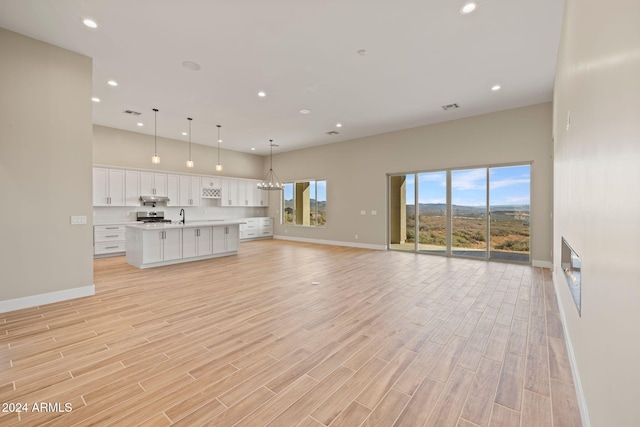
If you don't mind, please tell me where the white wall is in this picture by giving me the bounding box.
[553,0,640,425]
[0,28,94,309]
[268,103,554,264]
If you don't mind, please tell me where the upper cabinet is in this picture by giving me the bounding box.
[93,167,125,206]
[93,166,268,207]
[179,175,201,206]
[140,172,168,197]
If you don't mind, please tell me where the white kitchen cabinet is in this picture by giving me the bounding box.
[182,226,212,258]
[239,217,273,240]
[201,176,222,200]
[140,172,168,197]
[212,225,239,254]
[221,178,239,206]
[238,180,256,207]
[125,170,141,206]
[239,218,259,240]
[142,228,182,264]
[167,174,180,206]
[93,167,125,206]
[256,182,269,207]
[179,175,201,206]
[94,224,127,255]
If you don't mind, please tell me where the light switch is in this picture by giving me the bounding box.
[71,215,87,225]
[360,210,366,215]
[371,210,377,215]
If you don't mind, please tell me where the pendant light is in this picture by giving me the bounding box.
[215,125,222,172]
[258,140,283,190]
[151,108,160,164]
[186,117,194,168]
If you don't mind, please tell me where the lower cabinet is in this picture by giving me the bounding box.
[239,217,273,241]
[182,226,213,258]
[213,225,239,254]
[94,225,127,256]
[126,223,240,269]
[142,228,183,264]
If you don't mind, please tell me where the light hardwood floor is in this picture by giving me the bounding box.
[0,240,582,426]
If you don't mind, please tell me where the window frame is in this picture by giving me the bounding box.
[282,179,327,227]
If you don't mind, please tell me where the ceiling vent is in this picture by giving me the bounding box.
[123,109,142,116]
[326,131,339,136]
[441,103,460,111]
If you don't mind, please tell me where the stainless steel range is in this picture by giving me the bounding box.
[136,211,171,223]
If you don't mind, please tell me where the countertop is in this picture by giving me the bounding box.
[125,219,245,230]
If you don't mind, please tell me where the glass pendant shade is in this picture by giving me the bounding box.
[186,117,194,167]
[151,108,160,164]
[216,125,222,172]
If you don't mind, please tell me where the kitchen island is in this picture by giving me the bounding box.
[125,220,243,269]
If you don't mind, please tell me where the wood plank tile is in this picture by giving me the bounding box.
[424,366,475,427]
[361,388,410,427]
[0,242,580,427]
[494,351,525,411]
[548,337,574,384]
[461,357,502,426]
[550,379,582,427]
[521,390,552,427]
[393,377,444,427]
[330,401,371,427]
[489,403,520,427]
[355,348,417,409]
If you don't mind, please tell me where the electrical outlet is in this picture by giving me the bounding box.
[360,210,366,215]
[371,210,377,215]
[355,234,358,239]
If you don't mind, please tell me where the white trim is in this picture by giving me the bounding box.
[0,285,95,314]
[532,259,553,268]
[552,271,592,427]
[274,235,386,251]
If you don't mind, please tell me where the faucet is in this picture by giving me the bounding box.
[179,209,185,225]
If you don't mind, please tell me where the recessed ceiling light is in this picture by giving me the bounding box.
[258,91,266,97]
[460,2,478,14]
[107,80,118,87]
[251,147,256,151]
[182,61,201,71]
[299,109,311,115]
[82,19,97,28]
[91,97,100,103]
[357,49,367,56]
[181,131,188,136]
[491,84,502,91]
[336,123,343,128]
[137,122,144,127]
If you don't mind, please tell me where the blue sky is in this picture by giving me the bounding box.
[405,165,530,207]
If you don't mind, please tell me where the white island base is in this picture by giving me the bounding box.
[126,221,242,269]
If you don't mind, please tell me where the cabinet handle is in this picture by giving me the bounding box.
[105,227,119,230]
[105,235,118,238]
[105,246,119,249]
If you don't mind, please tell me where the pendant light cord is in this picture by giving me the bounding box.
[153,108,158,154]
[188,117,192,159]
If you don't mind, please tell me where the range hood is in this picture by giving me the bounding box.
[140,195,170,205]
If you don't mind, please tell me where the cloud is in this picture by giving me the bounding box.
[451,169,486,190]
[490,176,530,190]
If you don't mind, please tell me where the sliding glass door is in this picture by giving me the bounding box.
[388,174,415,252]
[388,163,531,264]
[489,165,531,263]
[451,168,488,259]
[417,171,447,254]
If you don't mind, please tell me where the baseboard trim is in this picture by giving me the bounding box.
[0,285,96,314]
[552,271,592,427]
[532,259,553,268]
[274,235,386,251]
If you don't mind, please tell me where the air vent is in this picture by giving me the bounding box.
[326,131,339,136]
[441,103,460,111]
[123,110,142,116]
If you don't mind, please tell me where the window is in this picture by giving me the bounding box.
[283,180,326,226]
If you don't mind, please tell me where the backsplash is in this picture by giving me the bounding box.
[94,205,268,224]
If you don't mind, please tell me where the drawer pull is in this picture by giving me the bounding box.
[105,246,119,249]
[105,235,119,238]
